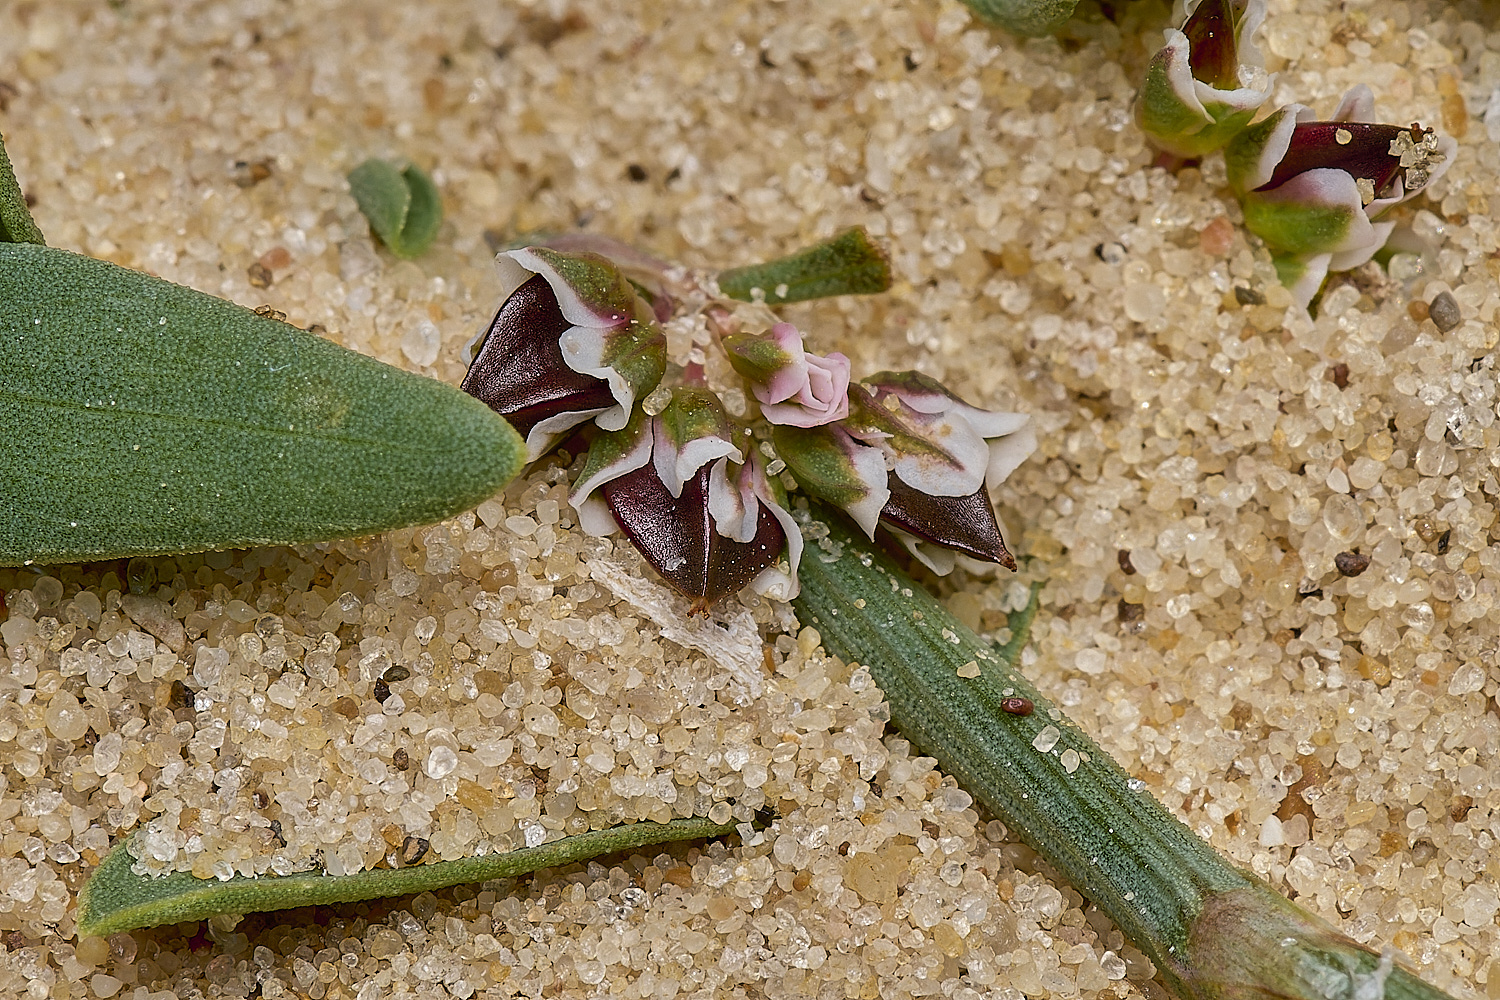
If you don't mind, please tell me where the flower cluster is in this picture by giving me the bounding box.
[1136,0,1272,160]
[1226,86,1455,308]
[1137,0,1453,308]
[462,247,1036,608]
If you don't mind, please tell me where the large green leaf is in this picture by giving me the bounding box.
[0,243,523,565]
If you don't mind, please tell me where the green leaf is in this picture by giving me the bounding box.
[717,227,891,305]
[347,158,443,259]
[954,0,1080,36]
[0,131,45,245]
[0,243,524,566]
[791,510,1463,1000]
[77,815,737,938]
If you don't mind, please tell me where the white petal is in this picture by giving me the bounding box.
[844,441,894,538]
[1241,105,1304,191]
[1328,222,1395,272]
[750,462,802,588]
[890,414,990,497]
[985,421,1039,491]
[507,247,629,328]
[1331,84,1375,124]
[1192,76,1274,116]
[1284,253,1332,312]
[1259,168,1380,254]
[707,458,758,543]
[494,251,536,302]
[750,565,799,602]
[1236,0,1270,69]
[955,406,1030,440]
[569,423,653,512]
[558,325,636,431]
[886,525,959,577]
[573,495,620,538]
[1159,30,1212,124]
[653,430,739,500]
[523,407,609,463]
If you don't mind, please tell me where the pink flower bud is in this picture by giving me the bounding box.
[724,323,851,428]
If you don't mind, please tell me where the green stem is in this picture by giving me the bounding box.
[791,512,1460,1000]
[0,131,46,245]
[78,816,736,939]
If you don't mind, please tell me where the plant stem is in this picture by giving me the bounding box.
[791,511,1461,1000]
[78,816,737,939]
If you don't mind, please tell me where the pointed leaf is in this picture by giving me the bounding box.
[717,227,891,305]
[602,460,784,609]
[881,478,1016,569]
[1183,0,1247,90]
[0,131,44,245]
[0,243,523,565]
[462,273,615,450]
[77,815,736,938]
[1261,122,1416,194]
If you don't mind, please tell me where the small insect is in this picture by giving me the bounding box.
[1001,697,1034,716]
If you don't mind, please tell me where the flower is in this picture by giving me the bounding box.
[775,371,1036,576]
[571,389,802,608]
[722,322,851,427]
[1136,0,1273,158]
[1226,85,1455,307]
[461,247,666,461]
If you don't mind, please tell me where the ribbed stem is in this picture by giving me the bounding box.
[791,512,1461,1000]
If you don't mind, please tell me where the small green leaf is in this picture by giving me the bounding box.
[347,158,443,259]
[717,227,891,305]
[77,815,737,938]
[954,0,1080,36]
[0,131,46,245]
[0,243,524,566]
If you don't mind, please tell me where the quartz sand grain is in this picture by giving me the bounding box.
[1,0,1498,998]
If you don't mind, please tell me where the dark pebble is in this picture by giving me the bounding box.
[401,836,430,866]
[1429,291,1461,333]
[1334,551,1371,577]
